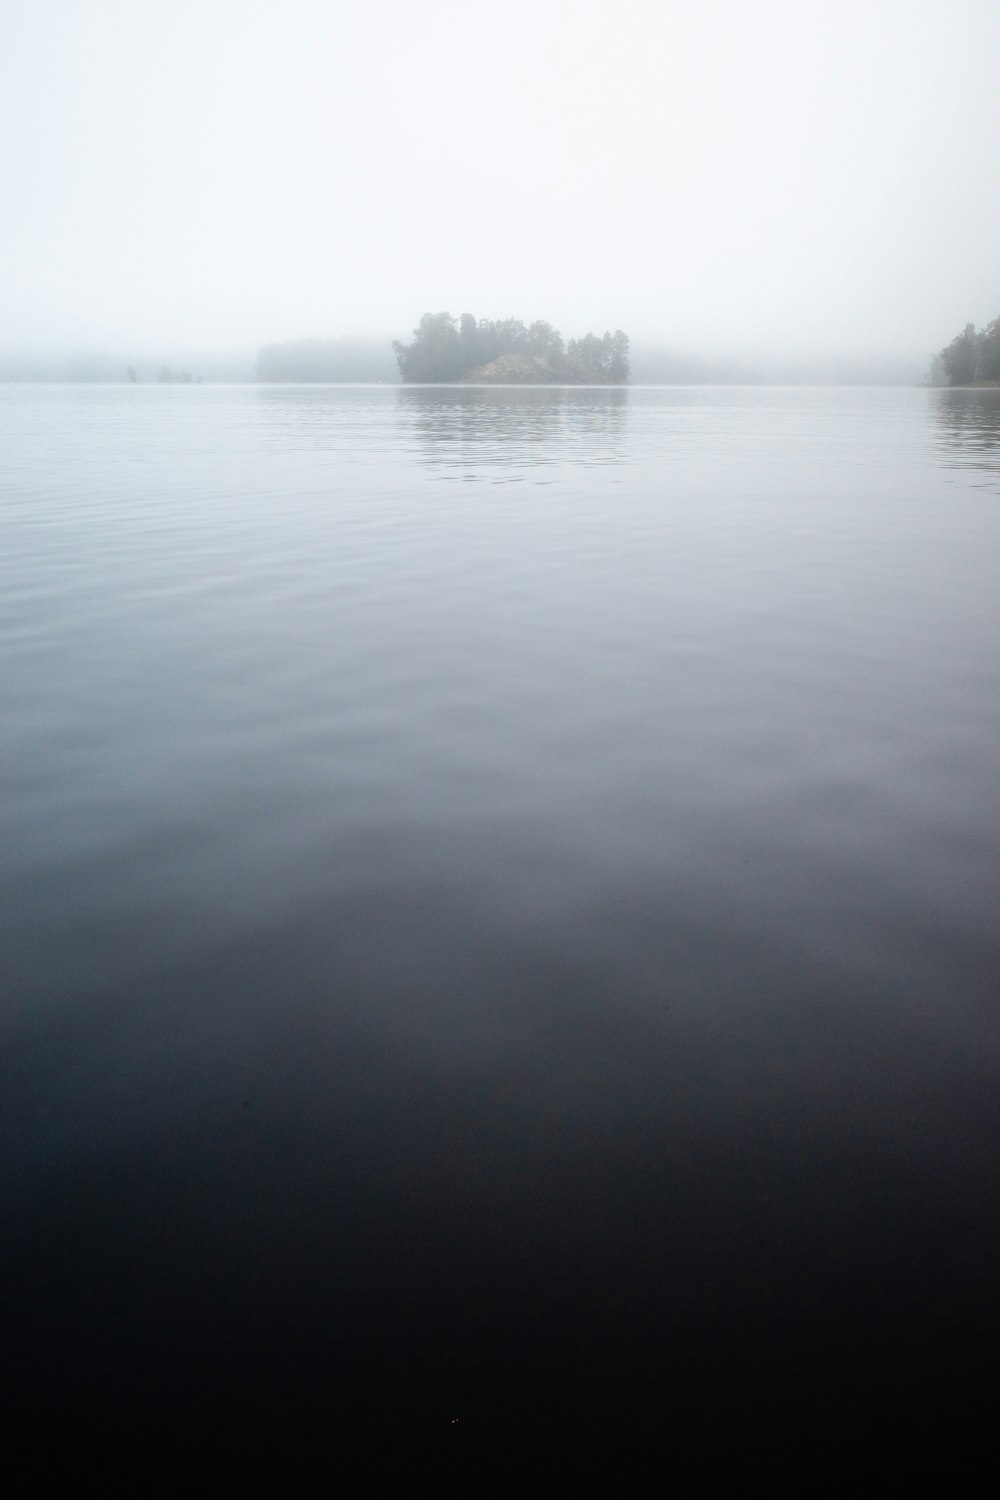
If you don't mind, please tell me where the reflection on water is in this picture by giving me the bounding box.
[396,384,627,479]
[933,387,1000,489]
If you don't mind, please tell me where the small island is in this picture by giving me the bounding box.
[392,313,630,384]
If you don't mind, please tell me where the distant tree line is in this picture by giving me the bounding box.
[392,313,630,382]
[257,338,400,382]
[936,316,1000,385]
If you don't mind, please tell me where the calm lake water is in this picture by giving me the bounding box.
[3,383,1000,1471]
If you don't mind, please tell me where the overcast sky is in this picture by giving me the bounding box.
[2,0,998,360]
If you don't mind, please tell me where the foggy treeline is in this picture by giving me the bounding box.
[934,316,1000,386]
[391,313,630,383]
[0,351,254,382]
[256,337,399,383]
[250,338,923,386]
[1,342,927,387]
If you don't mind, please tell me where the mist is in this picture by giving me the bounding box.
[7,3,1000,1478]
[2,0,998,367]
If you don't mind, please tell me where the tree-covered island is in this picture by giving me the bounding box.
[392,313,630,384]
[935,315,1000,385]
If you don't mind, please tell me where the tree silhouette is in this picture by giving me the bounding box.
[392,314,629,383]
[938,317,1000,385]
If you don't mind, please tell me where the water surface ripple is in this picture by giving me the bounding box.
[2,383,999,1466]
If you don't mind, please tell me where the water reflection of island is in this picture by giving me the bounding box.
[396,385,628,482]
[933,388,1000,491]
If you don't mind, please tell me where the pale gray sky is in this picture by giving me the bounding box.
[2,0,998,361]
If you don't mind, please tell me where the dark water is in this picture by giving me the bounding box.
[3,384,1000,1476]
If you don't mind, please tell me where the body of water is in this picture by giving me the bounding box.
[3,383,999,1476]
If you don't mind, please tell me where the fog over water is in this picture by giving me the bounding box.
[2,0,999,367]
[4,3,1000,1485]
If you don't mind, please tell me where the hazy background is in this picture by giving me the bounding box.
[2,0,999,375]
